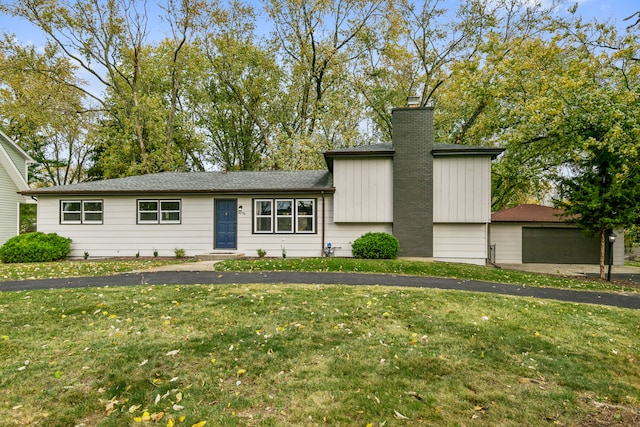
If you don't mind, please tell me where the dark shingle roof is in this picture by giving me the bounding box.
[323,143,394,171]
[22,170,334,195]
[432,144,504,159]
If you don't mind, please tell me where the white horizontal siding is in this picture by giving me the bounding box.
[38,193,392,259]
[489,224,522,263]
[37,195,216,257]
[238,194,392,258]
[333,158,393,222]
[433,157,491,223]
[433,223,487,265]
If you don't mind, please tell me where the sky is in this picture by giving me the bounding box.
[0,0,638,47]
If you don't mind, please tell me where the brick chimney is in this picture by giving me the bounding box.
[392,106,434,257]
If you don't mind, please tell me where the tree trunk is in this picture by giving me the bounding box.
[599,228,606,279]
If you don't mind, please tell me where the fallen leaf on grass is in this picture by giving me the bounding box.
[394,409,409,420]
[191,421,207,427]
[166,349,180,357]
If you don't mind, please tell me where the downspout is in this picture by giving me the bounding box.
[321,191,325,256]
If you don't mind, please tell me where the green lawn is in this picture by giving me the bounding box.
[0,259,188,282]
[0,283,638,426]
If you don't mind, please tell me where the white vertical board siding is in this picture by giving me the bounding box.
[37,195,216,257]
[237,194,392,258]
[489,224,522,263]
[433,157,491,223]
[333,158,393,222]
[433,223,487,265]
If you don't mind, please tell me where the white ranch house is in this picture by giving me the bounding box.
[23,107,504,264]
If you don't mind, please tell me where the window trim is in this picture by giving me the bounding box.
[275,198,294,233]
[137,199,182,224]
[252,198,316,235]
[60,200,103,225]
[254,199,273,233]
[295,199,316,233]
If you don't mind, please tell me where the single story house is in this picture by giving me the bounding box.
[489,204,624,265]
[0,130,34,245]
[22,106,504,264]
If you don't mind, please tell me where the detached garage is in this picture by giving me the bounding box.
[490,204,624,265]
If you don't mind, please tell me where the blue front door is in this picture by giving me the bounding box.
[215,199,237,249]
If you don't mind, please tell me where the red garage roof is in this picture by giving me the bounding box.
[491,204,569,222]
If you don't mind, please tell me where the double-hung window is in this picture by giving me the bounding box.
[296,199,315,233]
[275,199,293,233]
[254,199,273,233]
[253,198,315,234]
[61,200,103,224]
[138,200,181,224]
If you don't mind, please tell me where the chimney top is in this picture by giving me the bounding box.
[406,96,421,108]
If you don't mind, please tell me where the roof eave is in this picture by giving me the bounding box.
[432,147,505,160]
[21,187,337,196]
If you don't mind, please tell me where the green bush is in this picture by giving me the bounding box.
[0,232,72,263]
[351,232,399,259]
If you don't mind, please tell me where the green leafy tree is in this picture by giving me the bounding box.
[0,36,95,185]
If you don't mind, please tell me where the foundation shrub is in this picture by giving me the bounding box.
[351,232,399,259]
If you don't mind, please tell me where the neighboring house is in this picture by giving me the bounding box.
[0,130,34,246]
[22,107,503,264]
[489,204,624,265]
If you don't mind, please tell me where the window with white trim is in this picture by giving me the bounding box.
[61,200,103,224]
[296,199,315,233]
[253,198,316,234]
[254,199,273,233]
[138,199,181,224]
[276,199,293,233]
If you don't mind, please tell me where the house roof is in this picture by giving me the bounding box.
[491,204,568,222]
[22,170,335,196]
[0,130,34,192]
[323,143,394,171]
[323,142,504,171]
[432,143,504,159]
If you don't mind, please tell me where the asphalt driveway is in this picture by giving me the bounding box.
[1,270,638,310]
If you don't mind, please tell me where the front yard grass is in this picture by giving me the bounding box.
[0,283,638,426]
[0,259,189,282]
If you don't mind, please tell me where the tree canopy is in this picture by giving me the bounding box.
[1,0,639,252]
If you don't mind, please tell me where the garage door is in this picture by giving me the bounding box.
[522,227,603,264]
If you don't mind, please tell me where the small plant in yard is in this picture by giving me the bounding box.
[174,248,186,259]
[351,232,399,259]
[83,251,89,260]
[281,246,287,259]
[153,248,158,258]
[257,248,267,258]
[0,232,71,263]
[135,251,140,258]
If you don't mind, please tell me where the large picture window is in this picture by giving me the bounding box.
[138,200,181,224]
[253,198,316,234]
[61,200,103,224]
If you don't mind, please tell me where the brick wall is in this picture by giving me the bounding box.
[392,107,434,257]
